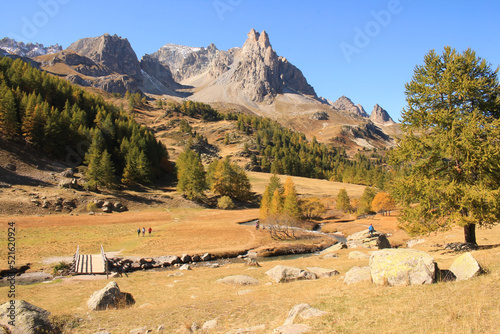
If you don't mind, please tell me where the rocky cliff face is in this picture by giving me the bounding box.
[67,33,142,82]
[331,96,369,118]
[370,104,395,125]
[230,29,317,102]
[150,43,224,82]
[0,37,62,57]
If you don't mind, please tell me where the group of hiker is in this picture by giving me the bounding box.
[137,227,152,236]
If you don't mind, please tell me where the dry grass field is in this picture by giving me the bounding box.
[1,206,499,333]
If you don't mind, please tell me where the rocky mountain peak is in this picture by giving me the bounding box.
[331,96,368,117]
[67,33,142,81]
[0,37,62,57]
[370,104,395,125]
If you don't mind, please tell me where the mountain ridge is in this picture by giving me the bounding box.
[1,30,400,149]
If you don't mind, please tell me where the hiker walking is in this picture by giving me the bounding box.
[137,228,140,237]
[368,223,375,237]
[148,227,152,236]
[255,221,259,230]
[142,227,146,236]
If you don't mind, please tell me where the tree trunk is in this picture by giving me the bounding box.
[464,224,477,245]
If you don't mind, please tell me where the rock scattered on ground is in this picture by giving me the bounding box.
[0,300,54,334]
[343,266,372,285]
[265,265,317,283]
[305,267,339,278]
[346,229,391,249]
[87,281,135,311]
[369,249,436,286]
[449,252,482,281]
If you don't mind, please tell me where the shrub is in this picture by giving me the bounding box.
[218,196,235,210]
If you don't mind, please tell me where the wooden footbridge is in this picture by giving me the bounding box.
[72,245,108,277]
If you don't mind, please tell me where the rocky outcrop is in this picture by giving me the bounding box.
[370,104,395,125]
[369,249,436,286]
[331,96,369,118]
[0,300,54,334]
[87,281,135,311]
[149,43,223,82]
[140,54,181,94]
[67,33,142,82]
[231,29,317,103]
[265,265,317,283]
[346,229,391,249]
[449,252,482,281]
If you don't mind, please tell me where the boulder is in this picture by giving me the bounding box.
[202,319,217,331]
[179,264,192,271]
[191,254,201,262]
[343,266,372,285]
[180,254,192,263]
[348,251,370,259]
[283,303,328,326]
[58,178,79,189]
[306,267,339,278]
[201,253,212,261]
[159,255,181,266]
[217,275,260,285]
[87,281,135,311]
[273,324,311,334]
[406,238,426,248]
[449,252,482,281]
[102,206,113,213]
[265,265,317,283]
[320,242,346,254]
[346,230,391,249]
[369,249,436,286]
[0,300,54,334]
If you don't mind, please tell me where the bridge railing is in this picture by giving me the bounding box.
[71,245,80,273]
[100,245,108,279]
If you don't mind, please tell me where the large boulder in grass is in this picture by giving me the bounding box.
[369,249,436,286]
[0,300,54,334]
[87,281,135,311]
[346,230,391,249]
[449,252,482,281]
[265,265,317,283]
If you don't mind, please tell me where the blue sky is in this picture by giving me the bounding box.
[2,0,500,122]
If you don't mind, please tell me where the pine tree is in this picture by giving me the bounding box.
[0,87,19,139]
[176,148,207,200]
[260,185,272,219]
[336,188,351,212]
[269,188,283,215]
[390,47,500,244]
[357,187,377,215]
[282,177,301,218]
